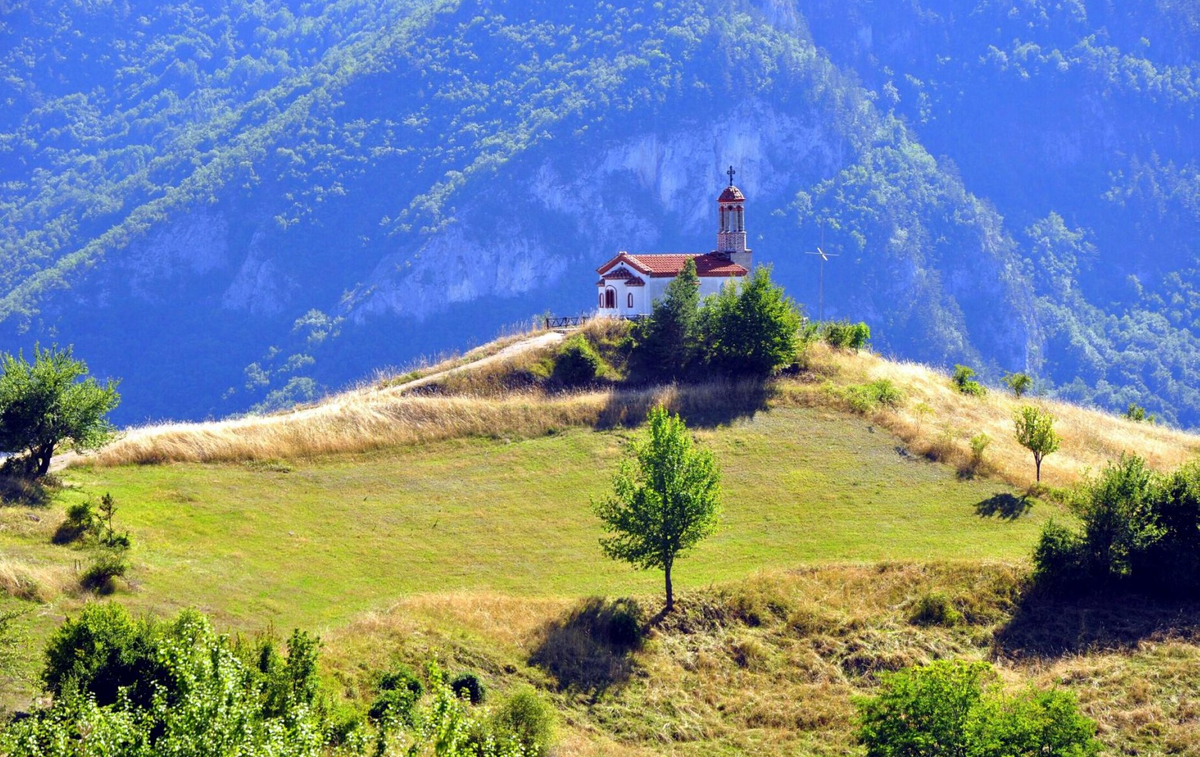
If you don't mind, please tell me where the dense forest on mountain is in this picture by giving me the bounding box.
[0,0,1197,425]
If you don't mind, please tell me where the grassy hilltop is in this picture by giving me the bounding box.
[3,323,1200,754]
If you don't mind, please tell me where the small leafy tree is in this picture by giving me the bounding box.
[630,258,701,381]
[0,345,120,478]
[699,266,803,378]
[1124,402,1155,423]
[952,365,987,397]
[1014,405,1061,482]
[593,406,721,612]
[1002,372,1033,397]
[969,433,991,472]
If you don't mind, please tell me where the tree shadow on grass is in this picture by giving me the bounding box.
[0,475,52,507]
[528,597,645,698]
[975,493,1032,520]
[595,379,774,431]
[994,587,1200,660]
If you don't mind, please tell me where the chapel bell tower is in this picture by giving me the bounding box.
[717,165,752,270]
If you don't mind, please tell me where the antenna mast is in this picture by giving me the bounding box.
[804,220,840,321]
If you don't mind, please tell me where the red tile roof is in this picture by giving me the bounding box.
[719,185,746,202]
[604,266,637,280]
[597,252,747,279]
[596,275,645,287]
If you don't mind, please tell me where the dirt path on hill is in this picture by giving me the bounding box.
[389,330,566,394]
[49,330,570,471]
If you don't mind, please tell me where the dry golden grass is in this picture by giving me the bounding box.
[87,381,776,466]
[376,321,554,390]
[314,564,1015,756]
[318,563,1200,756]
[83,331,1200,486]
[795,343,1200,489]
[0,559,74,603]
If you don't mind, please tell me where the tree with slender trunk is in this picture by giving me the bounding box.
[630,258,701,381]
[1014,405,1061,483]
[0,345,120,478]
[593,405,721,613]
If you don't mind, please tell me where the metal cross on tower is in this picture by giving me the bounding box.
[805,220,840,321]
[727,165,736,186]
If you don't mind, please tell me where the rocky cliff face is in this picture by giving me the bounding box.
[352,101,849,323]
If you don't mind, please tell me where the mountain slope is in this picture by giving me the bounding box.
[2,0,1197,426]
[1,0,1038,424]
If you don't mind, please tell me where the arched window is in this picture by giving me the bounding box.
[605,288,616,309]
[627,292,634,308]
[598,291,604,308]
[720,206,727,233]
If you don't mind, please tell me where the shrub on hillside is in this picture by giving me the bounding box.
[451,671,487,705]
[551,334,603,387]
[1032,519,1087,591]
[969,433,991,473]
[821,320,872,351]
[605,597,646,648]
[79,550,130,594]
[369,664,425,726]
[43,602,162,707]
[1002,372,1033,397]
[17,606,329,757]
[856,660,1099,757]
[53,499,98,544]
[1124,402,1156,423]
[55,493,131,548]
[845,379,904,412]
[952,365,987,396]
[1031,455,1200,597]
[699,266,804,378]
[492,685,556,757]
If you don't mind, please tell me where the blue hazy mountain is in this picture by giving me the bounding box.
[1,0,1197,425]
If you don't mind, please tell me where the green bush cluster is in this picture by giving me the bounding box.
[551,334,604,387]
[490,686,556,757]
[8,604,544,756]
[952,365,987,396]
[53,492,134,594]
[1034,455,1200,597]
[1124,402,1156,423]
[451,672,487,705]
[368,665,424,727]
[13,604,327,757]
[630,264,804,382]
[845,379,904,412]
[856,660,1100,757]
[969,433,991,471]
[55,492,130,548]
[819,320,872,350]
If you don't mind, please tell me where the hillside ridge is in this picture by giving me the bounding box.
[82,325,1200,492]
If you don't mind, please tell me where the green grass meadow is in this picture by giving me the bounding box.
[3,407,1054,641]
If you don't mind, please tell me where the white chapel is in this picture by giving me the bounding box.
[595,167,752,317]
